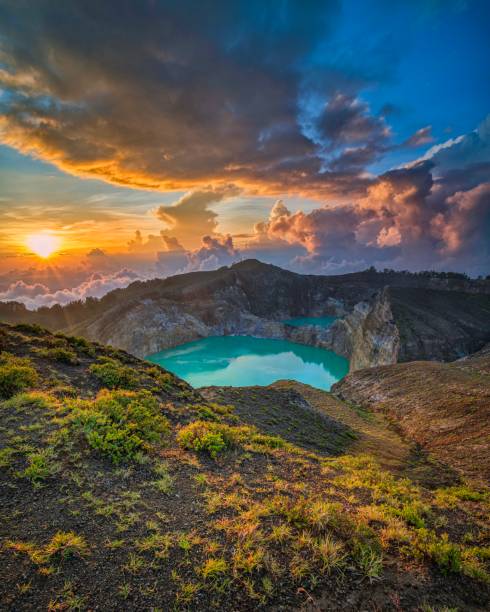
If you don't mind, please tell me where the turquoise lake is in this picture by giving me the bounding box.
[283,316,337,328]
[146,336,348,390]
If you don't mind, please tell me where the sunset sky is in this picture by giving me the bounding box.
[0,0,489,309]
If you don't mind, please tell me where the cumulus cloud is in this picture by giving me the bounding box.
[128,230,185,254]
[413,115,490,172]
[156,186,241,246]
[185,235,240,272]
[0,269,141,309]
[86,248,107,257]
[251,138,490,275]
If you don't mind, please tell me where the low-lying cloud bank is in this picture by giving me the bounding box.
[0,269,141,310]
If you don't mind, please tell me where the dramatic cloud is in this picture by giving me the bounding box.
[185,235,240,272]
[0,0,426,199]
[251,129,490,275]
[0,269,141,309]
[156,186,240,246]
[128,230,184,254]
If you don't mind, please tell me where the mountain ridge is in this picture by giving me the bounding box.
[2,260,488,371]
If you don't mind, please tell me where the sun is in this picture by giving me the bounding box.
[25,233,62,259]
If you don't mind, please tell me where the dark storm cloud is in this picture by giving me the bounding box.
[0,0,362,196]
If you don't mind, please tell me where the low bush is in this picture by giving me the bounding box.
[13,323,44,335]
[416,530,462,573]
[435,485,489,507]
[69,389,170,463]
[37,347,79,365]
[177,421,238,459]
[2,391,57,412]
[89,357,138,389]
[0,352,39,398]
[66,335,96,356]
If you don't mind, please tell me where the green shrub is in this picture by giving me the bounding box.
[69,389,170,463]
[89,357,138,389]
[250,432,285,450]
[37,347,79,365]
[391,501,429,529]
[2,391,57,412]
[177,421,238,459]
[435,485,489,507]
[147,367,175,391]
[13,323,44,335]
[0,352,39,398]
[66,335,96,356]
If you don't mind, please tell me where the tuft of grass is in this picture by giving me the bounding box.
[153,463,174,495]
[0,352,39,399]
[18,448,58,485]
[123,552,144,574]
[201,557,229,579]
[353,541,383,582]
[7,531,88,565]
[136,533,172,559]
[314,534,346,573]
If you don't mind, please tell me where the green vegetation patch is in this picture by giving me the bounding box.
[177,420,286,459]
[89,357,139,389]
[6,531,88,565]
[68,389,170,463]
[0,352,39,399]
[36,347,79,365]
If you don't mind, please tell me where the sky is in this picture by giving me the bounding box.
[0,0,489,309]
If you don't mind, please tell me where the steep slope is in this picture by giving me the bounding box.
[1,260,489,370]
[332,347,490,485]
[1,323,489,610]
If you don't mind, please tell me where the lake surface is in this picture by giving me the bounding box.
[146,336,348,390]
[283,316,337,328]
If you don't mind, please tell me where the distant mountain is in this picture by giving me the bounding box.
[1,260,489,370]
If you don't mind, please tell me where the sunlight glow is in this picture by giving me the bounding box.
[25,233,62,258]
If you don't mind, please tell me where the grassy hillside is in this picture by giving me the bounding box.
[0,323,489,610]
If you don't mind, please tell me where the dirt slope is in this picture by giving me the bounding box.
[333,347,490,485]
